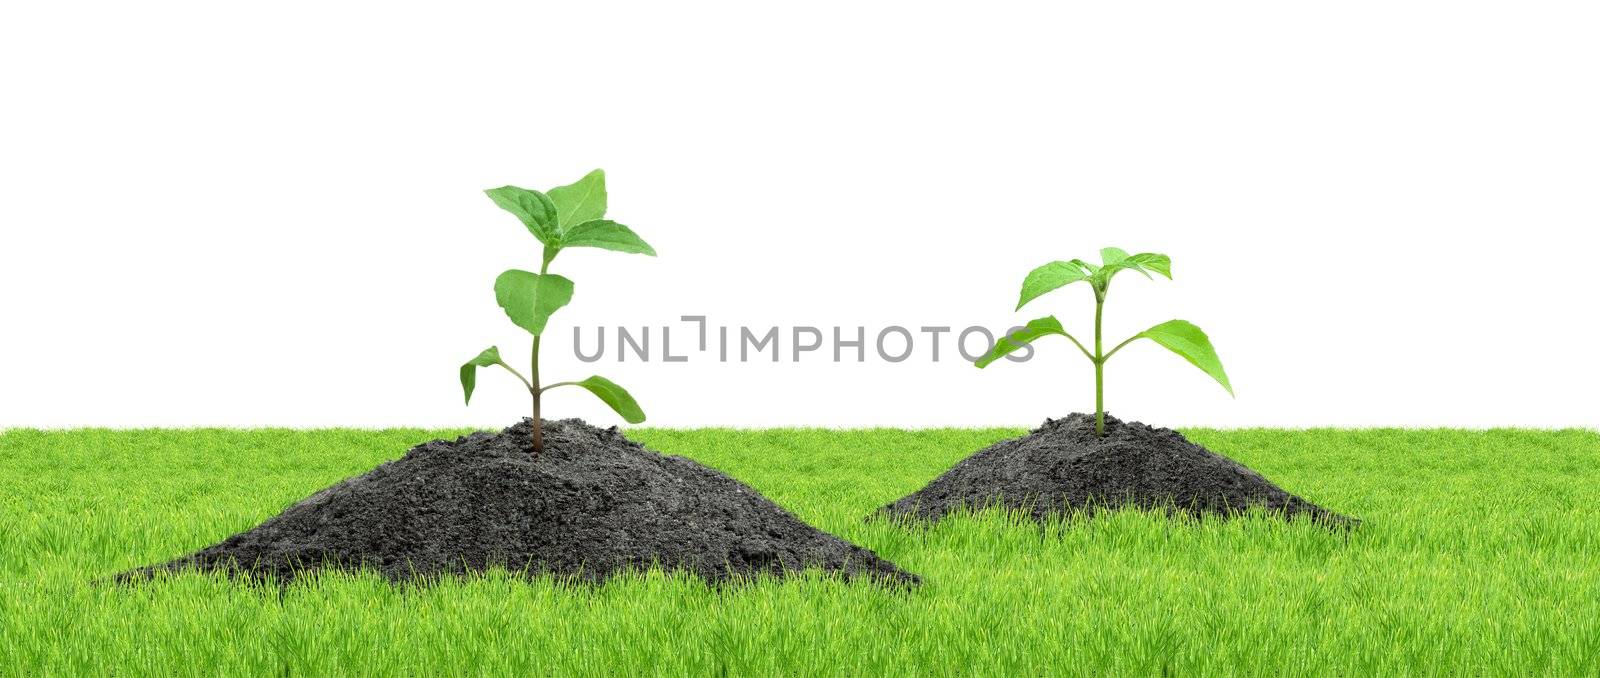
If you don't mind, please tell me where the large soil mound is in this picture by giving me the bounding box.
[877,413,1352,526]
[127,419,916,586]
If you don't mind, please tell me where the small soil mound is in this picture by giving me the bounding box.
[877,413,1352,526]
[126,419,916,586]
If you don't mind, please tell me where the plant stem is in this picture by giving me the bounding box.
[1063,332,1095,362]
[1102,335,1139,362]
[1093,290,1105,437]
[496,363,533,392]
[527,256,552,457]
[530,334,543,457]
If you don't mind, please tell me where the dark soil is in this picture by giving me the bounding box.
[125,419,916,586]
[877,413,1353,527]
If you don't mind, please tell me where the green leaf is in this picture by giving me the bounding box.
[484,186,559,245]
[1017,261,1091,310]
[459,346,502,405]
[493,270,575,335]
[547,169,608,233]
[1133,319,1233,396]
[1126,252,1171,278]
[975,316,1069,368]
[561,219,656,256]
[1091,249,1171,289]
[571,375,646,423]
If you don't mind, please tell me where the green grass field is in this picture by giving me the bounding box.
[3,425,1599,676]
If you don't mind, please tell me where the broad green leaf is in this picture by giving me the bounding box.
[547,169,608,233]
[561,219,656,256]
[1017,262,1091,310]
[493,270,575,335]
[1133,319,1233,396]
[1100,247,1130,266]
[459,346,502,405]
[484,186,559,245]
[572,375,646,423]
[975,316,1068,368]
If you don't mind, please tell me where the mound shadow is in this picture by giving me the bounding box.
[122,419,917,587]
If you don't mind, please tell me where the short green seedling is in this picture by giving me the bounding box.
[975,247,1233,436]
[459,169,655,456]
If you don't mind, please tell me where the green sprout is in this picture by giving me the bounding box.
[459,169,654,456]
[975,247,1233,437]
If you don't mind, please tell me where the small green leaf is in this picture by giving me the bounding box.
[547,169,608,233]
[1094,264,1144,286]
[459,346,502,405]
[493,270,575,335]
[484,186,559,245]
[975,316,1068,368]
[1133,319,1233,396]
[1091,249,1171,289]
[561,219,656,256]
[1127,252,1171,278]
[1017,262,1091,310]
[571,375,646,423]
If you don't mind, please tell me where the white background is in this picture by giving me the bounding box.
[3,1,1597,429]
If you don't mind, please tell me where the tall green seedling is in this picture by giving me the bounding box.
[459,169,655,456]
[975,247,1233,436]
